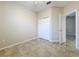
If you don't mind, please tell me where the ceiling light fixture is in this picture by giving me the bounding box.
[46,1,51,5]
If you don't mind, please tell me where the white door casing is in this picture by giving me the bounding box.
[64,10,78,49]
[59,14,62,43]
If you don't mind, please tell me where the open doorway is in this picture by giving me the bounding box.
[66,11,76,49]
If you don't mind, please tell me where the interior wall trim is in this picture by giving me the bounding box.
[0,37,37,51]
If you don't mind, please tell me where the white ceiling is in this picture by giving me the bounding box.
[0,1,70,12]
[15,1,70,12]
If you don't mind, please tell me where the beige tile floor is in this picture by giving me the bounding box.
[0,38,79,57]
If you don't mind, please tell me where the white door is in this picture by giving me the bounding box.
[59,14,62,43]
[38,17,50,41]
[59,14,66,43]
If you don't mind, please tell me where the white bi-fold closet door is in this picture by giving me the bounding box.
[38,17,50,41]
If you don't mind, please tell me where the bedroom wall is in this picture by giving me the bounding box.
[0,3,37,49]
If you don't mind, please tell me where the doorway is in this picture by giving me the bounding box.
[38,17,51,41]
[65,11,76,49]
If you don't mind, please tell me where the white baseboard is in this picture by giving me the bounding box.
[75,46,79,51]
[37,37,59,43]
[51,40,59,43]
[0,37,37,51]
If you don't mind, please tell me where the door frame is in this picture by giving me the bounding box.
[38,17,51,41]
[59,13,62,44]
[64,9,78,49]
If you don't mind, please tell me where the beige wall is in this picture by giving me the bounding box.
[64,2,79,14]
[37,7,51,19]
[0,3,37,48]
